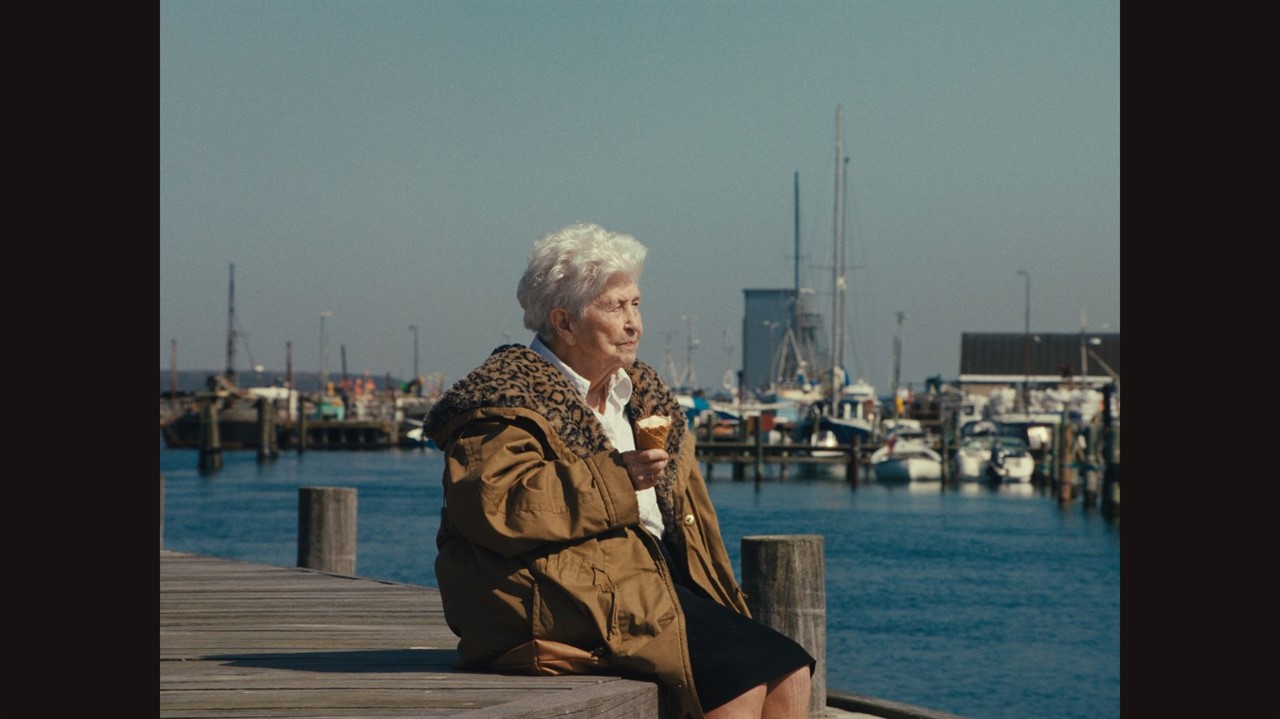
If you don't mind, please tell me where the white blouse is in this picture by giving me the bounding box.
[530,336,665,538]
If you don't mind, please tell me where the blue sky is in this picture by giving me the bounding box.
[160,0,1119,394]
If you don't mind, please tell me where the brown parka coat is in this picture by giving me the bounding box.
[424,345,750,719]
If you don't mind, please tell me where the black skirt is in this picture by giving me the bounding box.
[658,539,816,712]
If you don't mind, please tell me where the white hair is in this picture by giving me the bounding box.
[517,223,647,340]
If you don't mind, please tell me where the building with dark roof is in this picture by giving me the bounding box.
[958,332,1120,392]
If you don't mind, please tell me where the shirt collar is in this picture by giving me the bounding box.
[530,335,633,407]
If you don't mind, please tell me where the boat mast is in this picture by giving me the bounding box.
[682,315,698,389]
[225,263,237,385]
[170,339,179,400]
[830,106,844,399]
[793,171,805,382]
[794,170,801,315]
[893,311,904,416]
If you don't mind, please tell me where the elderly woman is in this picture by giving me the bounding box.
[423,223,814,719]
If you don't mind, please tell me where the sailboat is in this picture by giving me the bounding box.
[790,105,879,449]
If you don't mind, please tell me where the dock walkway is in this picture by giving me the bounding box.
[161,550,963,718]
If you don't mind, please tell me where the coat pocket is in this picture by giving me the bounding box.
[527,544,617,648]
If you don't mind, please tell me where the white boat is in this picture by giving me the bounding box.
[870,438,943,483]
[953,435,1036,483]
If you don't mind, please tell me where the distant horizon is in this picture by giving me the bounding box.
[162,325,1121,395]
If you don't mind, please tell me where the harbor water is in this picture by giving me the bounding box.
[160,445,1120,719]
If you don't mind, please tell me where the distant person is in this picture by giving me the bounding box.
[423,223,814,719]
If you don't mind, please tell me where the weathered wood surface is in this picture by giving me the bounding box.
[159,550,662,718]
[742,535,827,717]
[296,487,357,575]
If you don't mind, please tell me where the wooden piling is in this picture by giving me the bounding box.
[741,535,826,717]
[940,416,952,484]
[256,396,278,463]
[297,487,357,575]
[1042,415,1057,485]
[845,438,860,486]
[1101,384,1120,518]
[753,417,765,480]
[160,474,164,549]
[1058,421,1076,490]
[296,408,309,454]
[198,401,223,473]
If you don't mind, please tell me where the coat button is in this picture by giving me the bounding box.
[683,514,695,525]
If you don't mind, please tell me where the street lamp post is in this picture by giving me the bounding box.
[319,311,332,391]
[409,324,420,386]
[1016,270,1030,412]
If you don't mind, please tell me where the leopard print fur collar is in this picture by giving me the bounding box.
[423,343,688,541]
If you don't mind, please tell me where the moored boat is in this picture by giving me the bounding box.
[870,438,943,483]
[953,435,1036,483]
[790,377,880,446]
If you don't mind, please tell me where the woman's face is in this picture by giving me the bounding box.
[558,274,643,383]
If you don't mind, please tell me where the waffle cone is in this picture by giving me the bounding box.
[635,415,672,450]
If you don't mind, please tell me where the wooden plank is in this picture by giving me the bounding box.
[453,680,661,719]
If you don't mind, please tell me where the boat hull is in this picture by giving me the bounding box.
[869,439,943,483]
[954,453,1036,482]
[871,456,943,483]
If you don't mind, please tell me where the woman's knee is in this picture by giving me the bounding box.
[761,667,811,718]
[772,666,810,692]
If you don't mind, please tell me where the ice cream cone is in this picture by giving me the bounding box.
[635,415,672,450]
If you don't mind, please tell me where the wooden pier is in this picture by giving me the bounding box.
[159,473,973,718]
[162,549,978,718]
[695,439,871,482]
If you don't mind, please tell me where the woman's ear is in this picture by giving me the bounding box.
[550,308,575,345]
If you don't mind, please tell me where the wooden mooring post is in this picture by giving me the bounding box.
[256,396,279,463]
[297,487,357,575]
[296,409,309,453]
[198,401,223,474]
[1100,383,1120,518]
[1057,420,1077,503]
[753,417,765,480]
[846,438,861,486]
[740,535,825,718]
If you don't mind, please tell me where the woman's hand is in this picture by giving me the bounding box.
[621,448,669,490]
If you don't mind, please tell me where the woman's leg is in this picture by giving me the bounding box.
[704,684,765,719]
[761,666,811,719]
[704,666,810,719]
